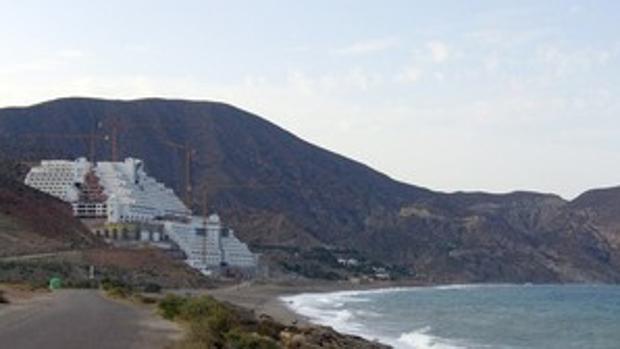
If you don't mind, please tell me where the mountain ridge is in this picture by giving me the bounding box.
[1,97,619,283]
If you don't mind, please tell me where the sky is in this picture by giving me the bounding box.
[0,1,619,199]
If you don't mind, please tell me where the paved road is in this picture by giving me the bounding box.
[0,290,181,349]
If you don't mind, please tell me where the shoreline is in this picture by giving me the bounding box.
[208,279,425,326]
[208,281,620,349]
[207,280,582,348]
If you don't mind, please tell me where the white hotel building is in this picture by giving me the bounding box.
[24,157,258,274]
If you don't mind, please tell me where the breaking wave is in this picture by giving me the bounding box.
[282,284,620,349]
[396,327,467,349]
[281,288,470,349]
[281,292,369,333]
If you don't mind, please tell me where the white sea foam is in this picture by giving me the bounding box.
[282,293,366,333]
[280,286,487,349]
[433,284,485,291]
[282,285,620,349]
[395,327,466,349]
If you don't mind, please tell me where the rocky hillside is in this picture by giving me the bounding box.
[571,186,620,250]
[0,172,99,257]
[0,98,619,283]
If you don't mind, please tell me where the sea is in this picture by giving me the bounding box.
[281,284,620,349]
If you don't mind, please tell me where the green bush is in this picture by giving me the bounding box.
[180,296,222,320]
[106,286,130,298]
[179,298,236,348]
[158,294,188,320]
[206,305,236,336]
[225,329,279,349]
[101,278,129,291]
[101,278,133,298]
[187,317,219,347]
[162,294,283,349]
[256,319,285,341]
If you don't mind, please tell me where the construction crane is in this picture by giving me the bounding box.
[23,121,197,207]
[103,117,124,162]
[98,117,197,209]
[161,140,196,208]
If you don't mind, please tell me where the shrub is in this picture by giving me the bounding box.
[162,294,282,349]
[182,296,238,344]
[101,278,129,291]
[225,329,280,349]
[256,319,285,341]
[180,295,221,320]
[187,317,219,347]
[106,286,131,298]
[158,294,188,320]
[101,278,133,298]
[206,305,236,336]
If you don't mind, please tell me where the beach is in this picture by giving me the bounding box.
[208,280,417,326]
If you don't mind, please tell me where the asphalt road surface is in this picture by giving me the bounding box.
[0,290,181,349]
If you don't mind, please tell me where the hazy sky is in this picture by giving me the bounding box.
[1,1,618,198]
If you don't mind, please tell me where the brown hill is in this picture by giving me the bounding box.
[571,186,620,250]
[0,97,619,283]
[0,173,98,257]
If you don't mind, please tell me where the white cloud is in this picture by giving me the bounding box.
[334,37,398,55]
[427,40,449,63]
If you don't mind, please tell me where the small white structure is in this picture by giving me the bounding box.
[24,157,258,274]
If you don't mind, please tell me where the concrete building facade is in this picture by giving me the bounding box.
[24,157,258,275]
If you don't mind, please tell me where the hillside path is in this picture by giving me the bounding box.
[0,289,181,349]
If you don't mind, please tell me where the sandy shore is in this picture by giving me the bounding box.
[208,283,304,325]
[208,280,420,326]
